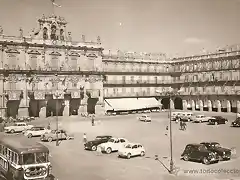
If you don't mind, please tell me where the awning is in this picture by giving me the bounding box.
[137,98,160,108]
[105,98,147,111]
[104,100,114,111]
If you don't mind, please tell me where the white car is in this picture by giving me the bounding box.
[4,122,34,133]
[139,114,151,122]
[192,115,211,123]
[99,138,128,154]
[24,126,51,138]
[118,143,145,159]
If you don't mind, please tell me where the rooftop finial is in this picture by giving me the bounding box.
[0,26,3,35]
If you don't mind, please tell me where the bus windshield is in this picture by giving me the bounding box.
[23,152,48,165]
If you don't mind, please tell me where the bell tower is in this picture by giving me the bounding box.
[31,14,68,41]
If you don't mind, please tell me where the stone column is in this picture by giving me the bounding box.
[217,100,221,112]
[191,100,195,111]
[199,100,204,111]
[78,97,88,115]
[182,100,188,110]
[227,100,231,113]
[170,98,175,110]
[237,101,240,113]
[63,100,69,116]
[208,100,212,112]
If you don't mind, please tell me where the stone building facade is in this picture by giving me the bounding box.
[0,15,104,118]
[0,14,240,118]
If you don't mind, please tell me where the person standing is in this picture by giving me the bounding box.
[92,115,95,126]
[83,133,87,144]
[47,122,51,130]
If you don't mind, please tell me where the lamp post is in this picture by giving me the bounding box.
[156,87,182,174]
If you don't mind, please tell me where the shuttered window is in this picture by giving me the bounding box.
[30,55,38,70]
[51,56,58,70]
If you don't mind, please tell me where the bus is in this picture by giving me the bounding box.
[0,135,52,180]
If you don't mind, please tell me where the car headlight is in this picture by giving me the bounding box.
[223,152,225,154]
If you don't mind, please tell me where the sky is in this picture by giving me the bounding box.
[0,0,240,57]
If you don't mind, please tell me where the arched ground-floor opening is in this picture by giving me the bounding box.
[6,100,20,118]
[174,97,183,110]
[221,100,227,112]
[69,99,81,116]
[161,97,170,110]
[46,97,65,117]
[29,99,41,117]
[87,98,98,114]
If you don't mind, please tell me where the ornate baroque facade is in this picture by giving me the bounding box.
[1,14,240,117]
[0,15,104,118]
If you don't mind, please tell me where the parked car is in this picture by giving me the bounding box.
[192,115,211,123]
[138,114,151,122]
[231,118,240,127]
[208,116,228,125]
[40,129,74,142]
[99,137,128,154]
[118,143,145,159]
[200,142,231,160]
[4,122,34,133]
[84,135,112,151]
[23,126,51,138]
[181,144,219,164]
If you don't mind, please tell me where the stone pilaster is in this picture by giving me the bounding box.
[199,100,203,111]
[217,100,221,112]
[39,107,46,118]
[227,100,231,113]
[208,100,212,112]
[95,104,105,116]
[191,100,195,111]
[18,107,29,117]
[63,100,69,116]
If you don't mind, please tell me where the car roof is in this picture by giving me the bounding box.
[187,143,203,147]
[15,122,26,124]
[201,142,219,144]
[126,143,142,146]
[32,126,45,128]
[96,135,112,138]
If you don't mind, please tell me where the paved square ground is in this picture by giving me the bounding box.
[6,111,240,180]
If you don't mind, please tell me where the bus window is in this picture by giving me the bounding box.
[13,153,18,164]
[36,152,48,163]
[23,154,35,165]
[0,145,2,154]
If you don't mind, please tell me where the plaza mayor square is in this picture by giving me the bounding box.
[0,0,240,180]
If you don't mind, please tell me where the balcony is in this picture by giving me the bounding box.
[104,80,173,87]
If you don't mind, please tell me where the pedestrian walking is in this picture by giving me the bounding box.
[165,125,168,136]
[92,115,95,126]
[47,122,51,130]
[83,133,87,144]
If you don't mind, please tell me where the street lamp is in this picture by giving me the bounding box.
[232,89,240,119]
[156,87,183,174]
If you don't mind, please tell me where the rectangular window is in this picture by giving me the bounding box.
[51,56,58,70]
[72,83,77,88]
[155,77,157,84]
[131,76,134,82]
[122,76,126,83]
[52,82,58,89]
[30,55,38,70]
[70,57,77,70]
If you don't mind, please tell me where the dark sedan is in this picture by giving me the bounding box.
[181,143,219,165]
[232,118,240,127]
[84,135,112,151]
[200,142,231,160]
[208,116,228,125]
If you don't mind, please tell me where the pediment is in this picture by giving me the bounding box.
[50,51,62,56]
[5,49,20,54]
[28,50,41,55]
[87,53,97,58]
[69,52,80,57]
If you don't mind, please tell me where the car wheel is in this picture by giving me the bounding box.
[10,129,15,134]
[200,120,202,123]
[215,122,218,125]
[48,137,53,142]
[106,147,112,154]
[92,146,97,151]
[127,153,131,159]
[218,156,223,161]
[140,151,145,156]
[27,133,32,138]
[202,157,210,165]
[183,154,189,161]
[188,118,191,122]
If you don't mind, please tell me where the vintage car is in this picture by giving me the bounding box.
[231,118,240,127]
[4,122,34,133]
[138,114,151,122]
[200,142,231,160]
[208,116,228,125]
[24,126,51,138]
[40,129,74,142]
[118,143,145,159]
[181,144,219,164]
[192,115,211,123]
[84,135,112,151]
[99,137,128,154]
